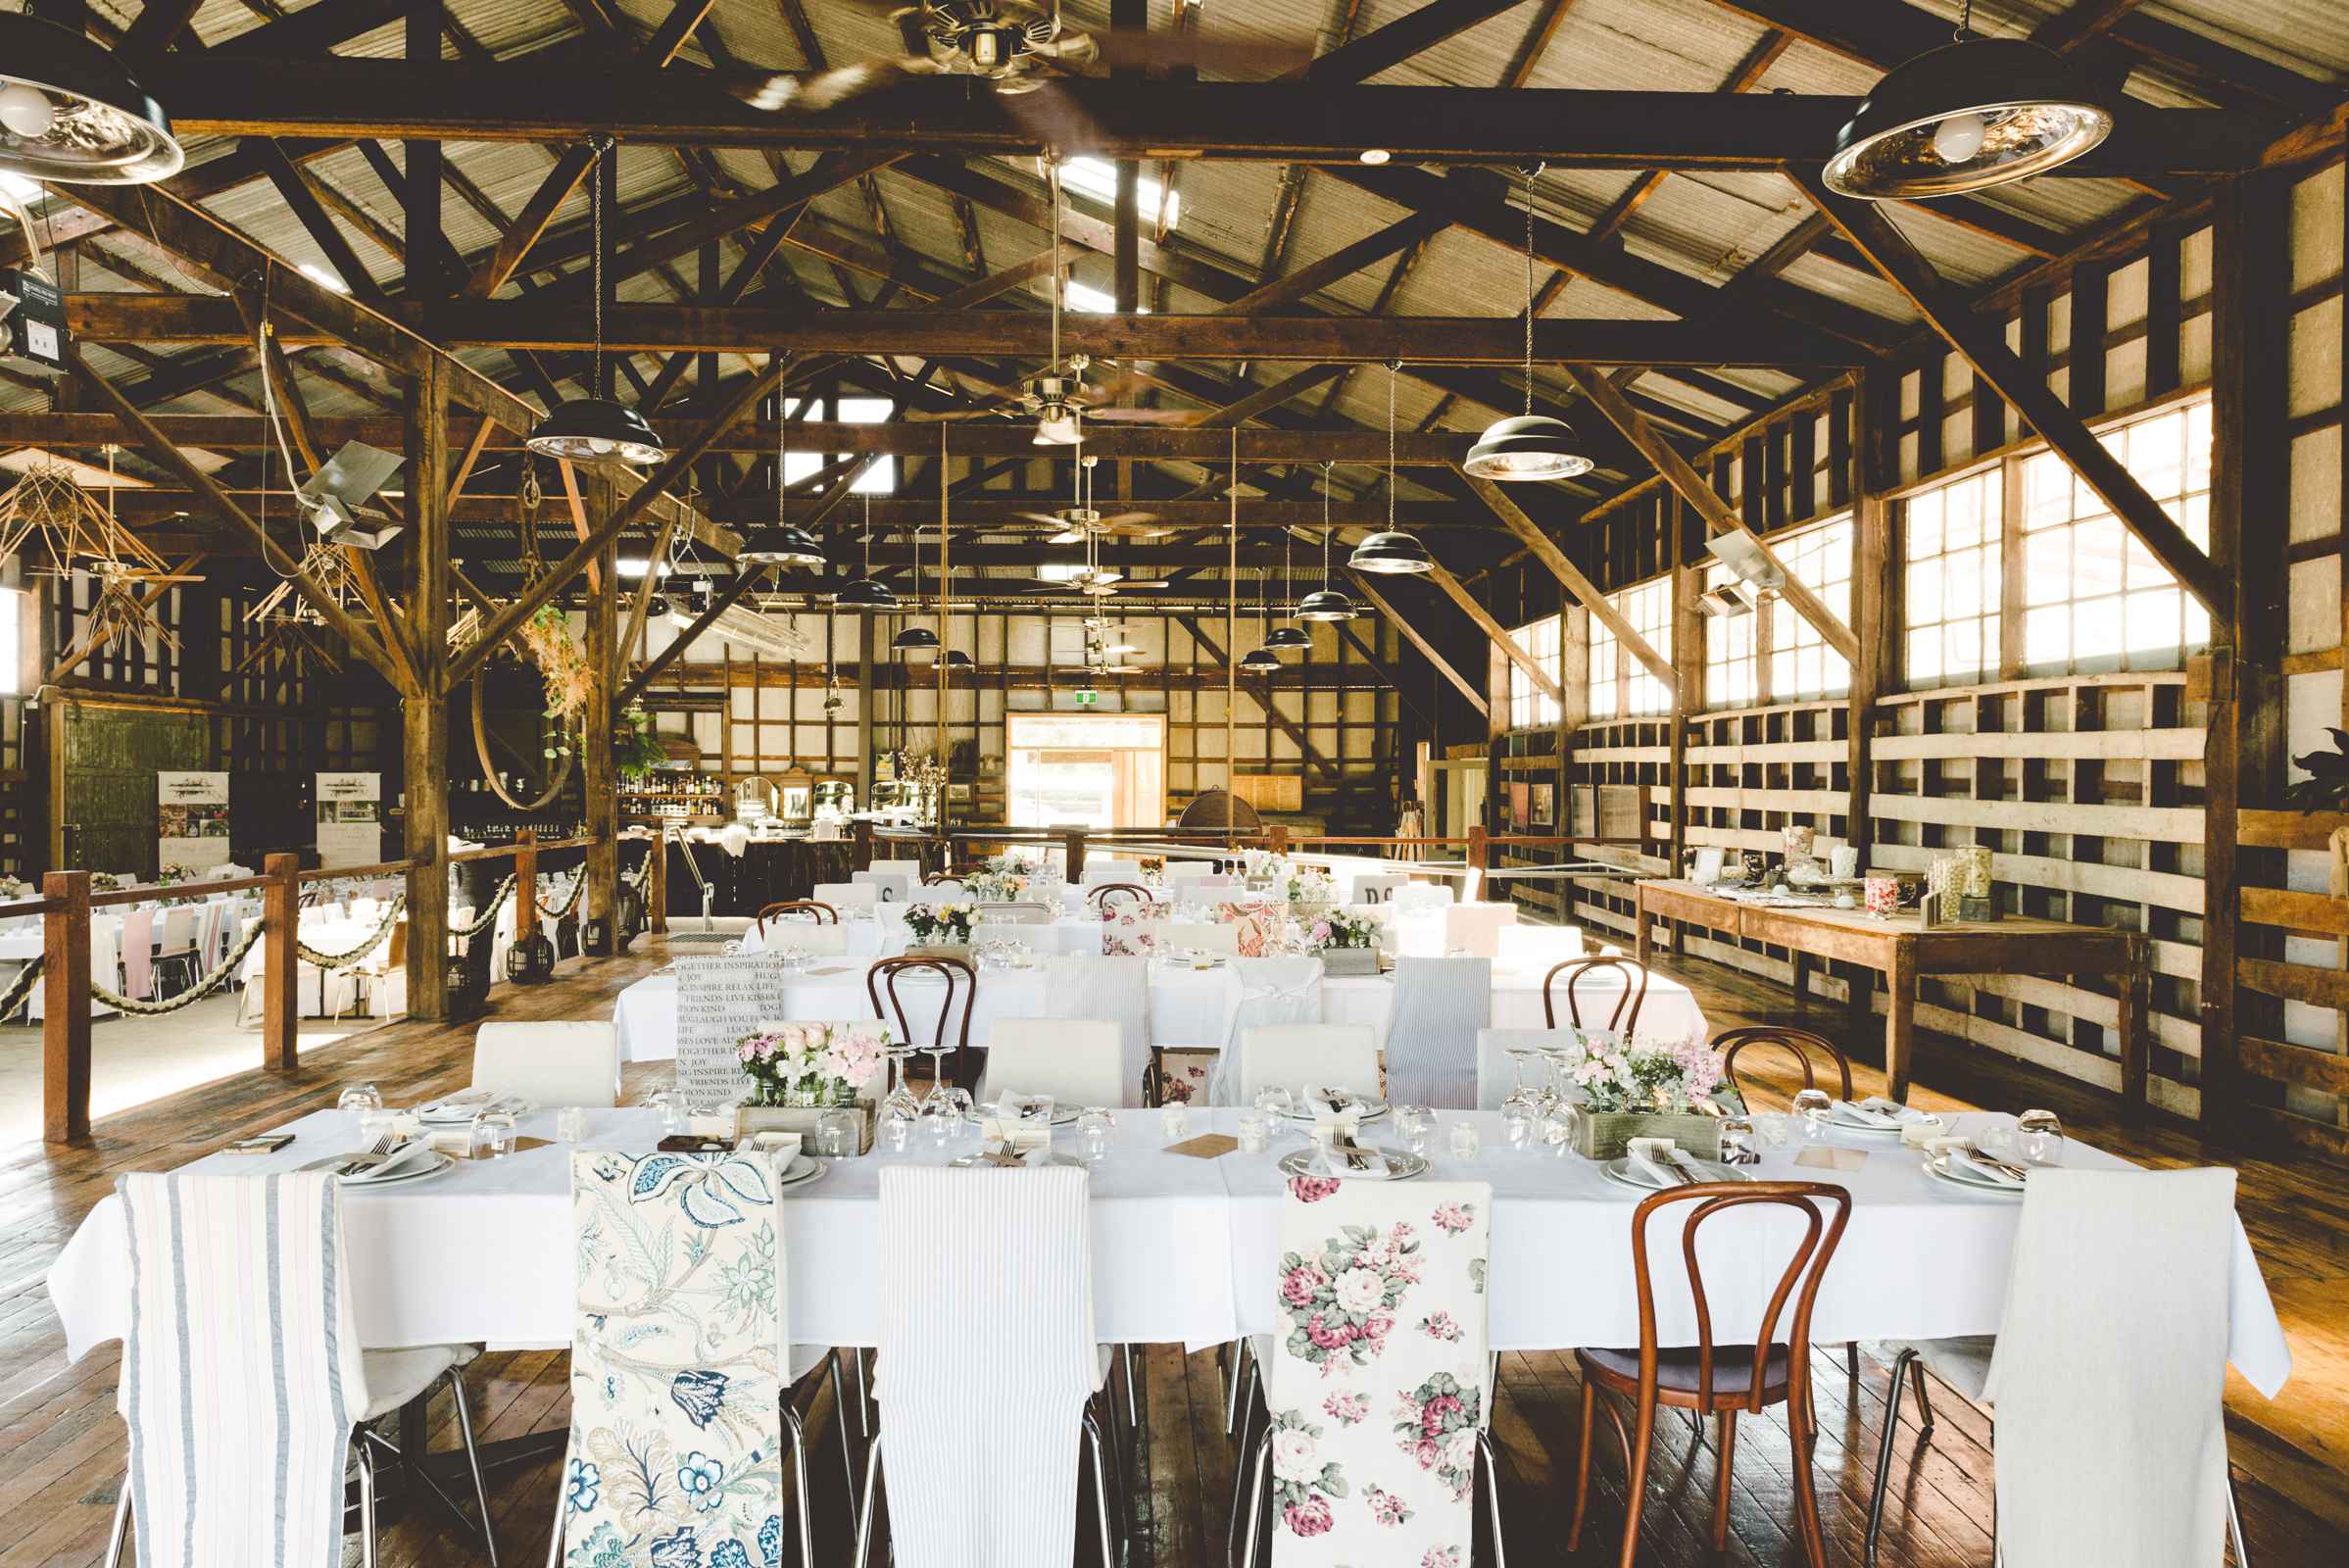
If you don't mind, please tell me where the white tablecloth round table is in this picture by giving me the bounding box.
[44,1106,2292,1398]
[612,956,1707,1063]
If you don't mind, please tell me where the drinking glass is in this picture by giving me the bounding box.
[472,1108,517,1158]
[1542,1103,1580,1157]
[644,1087,684,1136]
[922,1089,963,1148]
[1236,1111,1271,1153]
[1078,1107,1116,1163]
[881,1101,916,1153]
[2016,1108,2064,1164]
[1395,1104,1434,1158]
[1446,1119,1483,1162]
[920,1042,958,1105]
[1501,1103,1536,1152]
[556,1106,588,1145]
[1253,1086,1295,1125]
[1158,1102,1191,1141]
[1976,1112,2021,1161]
[1719,1114,1756,1166]
[336,1084,383,1124]
[818,1107,862,1158]
[1791,1087,1834,1144]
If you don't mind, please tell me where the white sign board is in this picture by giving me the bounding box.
[157,771,231,871]
[672,955,787,1106]
[316,771,383,868]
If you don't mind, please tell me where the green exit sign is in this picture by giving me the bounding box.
[1075,688,1098,707]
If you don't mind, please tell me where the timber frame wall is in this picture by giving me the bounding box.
[1475,154,2349,1158]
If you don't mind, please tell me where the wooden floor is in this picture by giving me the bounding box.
[2,937,2343,1568]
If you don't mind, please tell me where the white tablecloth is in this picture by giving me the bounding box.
[44,1106,2292,1398]
[612,958,1706,1062]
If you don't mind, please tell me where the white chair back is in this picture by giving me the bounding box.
[759,921,851,957]
[1081,857,1145,886]
[855,868,915,904]
[120,907,156,998]
[1393,882,1455,912]
[1496,922,1585,970]
[977,900,1052,925]
[116,1172,369,1568]
[1441,902,1517,957]
[918,878,967,902]
[878,1166,1097,1567]
[470,1020,620,1106]
[1159,920,1239,956]
[812,880,879,915]
[1983,1168,2241,1566]
[1237,1023,1380,1106]
[1385,956,1493,1108]
[1348,873,1408,905]
[1163,859,1218,880]
[869,858,924,879]
[1205,955,1326,1104]
[1043,955,1152,1105]
[1186,874,1239,896]
[979,1018,1123,1106]
[1476,1027,1581,1109]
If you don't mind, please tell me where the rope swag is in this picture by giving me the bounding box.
[451,875,517,940]
[0,955,43,1021]
[536,870,585,920]
[294,894,407,970]
[89,916,269,1015]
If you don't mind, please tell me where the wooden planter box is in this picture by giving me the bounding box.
[1320,947,1380,977]
[1573,1110,1724,1162]
[737,1101,874,1153]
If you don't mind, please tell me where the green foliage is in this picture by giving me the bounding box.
[613,704,668,784]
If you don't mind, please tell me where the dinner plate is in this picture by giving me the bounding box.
[1921,1154,2025,1197]
[305,1151,456,1188]
[1276,1147,1429,1182]
[983,1103,1082,1127]
[1829,1108,1946,1138]
[1283,1101,1389,1123]
[775,1154,826,1189]
[1599,1155,1753,1192]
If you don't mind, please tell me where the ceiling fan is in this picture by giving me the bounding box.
[1023,453,1169,595]
[1024,452,1167,542]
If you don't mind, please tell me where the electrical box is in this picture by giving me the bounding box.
[0,268,66,374]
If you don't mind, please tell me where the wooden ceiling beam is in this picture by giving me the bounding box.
[1347,577,1491,717]
[1428,564,1565,703]
[1217,212,1452,318]
[1457,470,1675,687]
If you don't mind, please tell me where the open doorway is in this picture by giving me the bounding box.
[1007,713,1166,830]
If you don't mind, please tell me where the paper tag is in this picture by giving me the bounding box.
[1164,1133,1240,1159]
[1795,1146,1867,1171]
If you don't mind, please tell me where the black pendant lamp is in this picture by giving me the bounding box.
[833,504,897,611]
[0,15,182,185]
[1464,166,1591,482]
[1824,1,2112,201]
[529,140,665,468]
[892,494,938,653]
[1350,363,1435,576]
[1263,519,1311,652]
[1296,463,1360,621]
[737,388,827,566]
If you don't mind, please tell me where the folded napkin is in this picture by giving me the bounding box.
[351,1138,437,1181]
[981,1094,1053,1152]
[1951,1148,2027,1188]
[416,1089,530,1123]
[1310,1134,1391,1179]
[748,1131,804,1160]
[1831,1096,1933,1128]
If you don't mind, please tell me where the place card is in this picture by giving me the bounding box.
[1164,1133,1240,1159]
[1795,1146,1868,1171]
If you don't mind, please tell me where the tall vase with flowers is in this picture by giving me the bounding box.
[733,1019,892,1149]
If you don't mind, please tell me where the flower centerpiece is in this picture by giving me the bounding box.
[0,875,30,902]
[90,871,122,893]
[1550,1029,1728,1160]
[903,900,976,954]
[1307,907,1383,976]
[732,1019,892,1148]
[1240,846,1294,891]
[1286,866,1336,916]
[964,856,1029,904]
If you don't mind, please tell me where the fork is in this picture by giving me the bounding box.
[339,1132,394,1178]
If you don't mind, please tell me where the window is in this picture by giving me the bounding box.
[1618,577,1675,716]
[2018,398,2211,674]
[1902,466,2001,687]
[836,396,896,494]
[1703,562,1758,710]
[1769,514,1853,701]
[1588,610,1620,721]
[1507,614,1560,729]
[1058,158,1179,229]
[1063,279,1149,315]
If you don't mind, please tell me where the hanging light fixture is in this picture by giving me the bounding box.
[1465,166,1591,482]
[737,379,827,565]
[832,499,898,610]
[0,14,182,185]
[1029,158,1086,446]
[1296,463,1360,622]
[529,138,666,467]
[893,491,939,653]
[1263,517,1311,652]
[1824,0,2112,201]
[1350,363,1435,575]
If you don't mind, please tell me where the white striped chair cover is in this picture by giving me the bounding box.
[115,1171,370,1568]
[1041,955,1152,1105]
[1384,957,1494,1109]
[871,1166,1101,1568]
[1204,956,1326,1105]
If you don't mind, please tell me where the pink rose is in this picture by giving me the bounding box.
[1304,1315,1351,1350]
[1280,1265,1326,1308]
[1287,1176,1341,1203]
[1282,1499,1334,1538]
[1414,1438,1441,1468]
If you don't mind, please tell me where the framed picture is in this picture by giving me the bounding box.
[1509,782,1531,826]
[1529,782,1554,827]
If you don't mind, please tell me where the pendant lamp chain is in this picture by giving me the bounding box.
[590,136,612,400]
[1388,359,1398,531]
[1321,462,1335,588]
[1955,0,1972,41]
[1520,164,1539,418]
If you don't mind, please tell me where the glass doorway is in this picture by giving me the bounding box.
[1007,713,1167,830]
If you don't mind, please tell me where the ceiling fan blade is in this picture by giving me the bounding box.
[726,57,940,115]
[1001,79,1108,158]
[1089,30,1314,74]
[1048,530,1084,545]
[1105,521,1171,538]
[1028,28,1099,67]
[1083,407,1196,424]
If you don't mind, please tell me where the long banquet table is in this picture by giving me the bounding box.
[45,1105,2291,1399]
[609,956,1712,1061]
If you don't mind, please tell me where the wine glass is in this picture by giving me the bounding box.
[1501,1103,1536,1152]
[1542,1102,1580,1158]
[1078,1106,1115,1163]
[881,1099,917,1152]
[2017,1108,2064,1164]
[1253,1086,1295,1127]
[919,1037,958,1107]
[645,1086,684,1137]
[1791,1087,1834,1144]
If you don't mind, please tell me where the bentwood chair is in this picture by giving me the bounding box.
[759,899,839,929]
[1088,881,1154,912]
[868,955,982,1090]
[1569,1181,1851,1568]
[1713,1025,1855,1110]
[1542,955,1650,1032]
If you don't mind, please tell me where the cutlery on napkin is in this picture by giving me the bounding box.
[1832,1096,1932,1128]
[1311,1130,1389,1179]
[348,1138,436,1182]
[1627,1136,1693,1187]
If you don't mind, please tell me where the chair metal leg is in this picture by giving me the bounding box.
[1084,1406,1117,1568]
[105,1474,130,1558]
[1237,1433,1273,1568]
[1864,1348,1918,1565]
[1222,1340,1244,1437]
[1908,1353,1935,1439]
[852,1434,884,1568]
[826,1352,859,1512]
[448,1370,500,1567]
[1121,1341,1140,1429]
[780,1406,814,1568]
[2227,1476,2250,1567]
[1566,1377,1596,1552]
[544,1439,568,1568]
[1226,1351,1260,1568]
[852,1347,872,1439]
[1476,1428,1508,1568]
[356,1438,379,1568]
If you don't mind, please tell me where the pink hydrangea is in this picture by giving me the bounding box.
[1321,1392,1369,1426]
[1431,1201,1474,1235]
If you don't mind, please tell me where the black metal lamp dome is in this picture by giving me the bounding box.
[529,139,665,467]
[942,649,973,669]
[1264,624,1312,653]
[1465,167,1592,482]
[735,522,825,567]
[1350,364,1435,575]
[1239,646,1280,674]
[0,15,182,185]
[1296,587,1359,621]
[893,623,941,654]
[833,574,898,611]
[1823,8,2111,201]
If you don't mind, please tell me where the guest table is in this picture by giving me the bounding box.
[1633,879,2153,1108]
[45,1107,2290,1397]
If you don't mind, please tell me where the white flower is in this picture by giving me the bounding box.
[1443,1429,1478,1472]
[1334,1266,1388,1315]
[1271,1428,1322,1484]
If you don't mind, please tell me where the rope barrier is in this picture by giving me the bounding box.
[89,916,269,1015]
[294,895,407,970]
[450,875,516,940]
[536,870,585,920]
[0,955,43,1021]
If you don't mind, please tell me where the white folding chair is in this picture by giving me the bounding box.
[1442,902,1518,957]
[761,922,853,957]
[154,906,201,996]
[978,1018,1123,1106]
[1043,955,1152,1106]
[814,880,880,916]
[1234,1023,1379,1105]
[1163,859,1218,881]
[1081,857,1145,886]
[976,900,1052,925]
[1203,956,1326,1104]
[1393,881,1456,912]
[869,858,924,881]
[469,1020,621,1107]
[1496,922,1586,970]
[855,868,915,904]
[1385,956,1493,1108]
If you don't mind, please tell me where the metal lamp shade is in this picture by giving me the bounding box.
[1823,39,2111,200]
[0,17,182,184]
[1348,530,1435,575]
[893,624,942,654]
[526,397,667,467]
[942,649,973,668]
[1295,588,1359,622]
[1263,625,1313,653]
[1463,414,1593,482]
[1239,648,1281,674]
[735,523,826,567]
[832,575,900,610]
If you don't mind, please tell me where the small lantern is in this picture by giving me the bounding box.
[507,932,558,985]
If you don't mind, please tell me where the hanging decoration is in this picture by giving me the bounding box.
[1,448,204,663]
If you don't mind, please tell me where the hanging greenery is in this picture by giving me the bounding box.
[519,604,594,724]
[614,703,667,783]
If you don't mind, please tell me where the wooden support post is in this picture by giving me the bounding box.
[514,829,540,946]
[1063,826,1088,885]
[41,871,91,1143]
[1670,557,1701,876]
[649,826,669,933]
[584,475,620,956]
[403,358,453,1020]
[853,817,874,873]
[1467,821,1489,903]
[261,854,300,1072]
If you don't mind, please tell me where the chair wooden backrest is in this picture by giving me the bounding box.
[1088,881,1153,910]
[758,899,837,930]
[866,955,980,1054]
[1627,1180,1852,1414]
[1713,1025,1854,1109]
[1542,955,1649,1031]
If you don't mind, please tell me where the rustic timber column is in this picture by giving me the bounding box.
[403,359,453,1020]
[40,870,91,1143]
[649,825,669,934]
[261,853,301,1070]
[584,473,620,956]
[514,829,540,947]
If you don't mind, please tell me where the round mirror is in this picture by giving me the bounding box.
[734,775,781,825]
